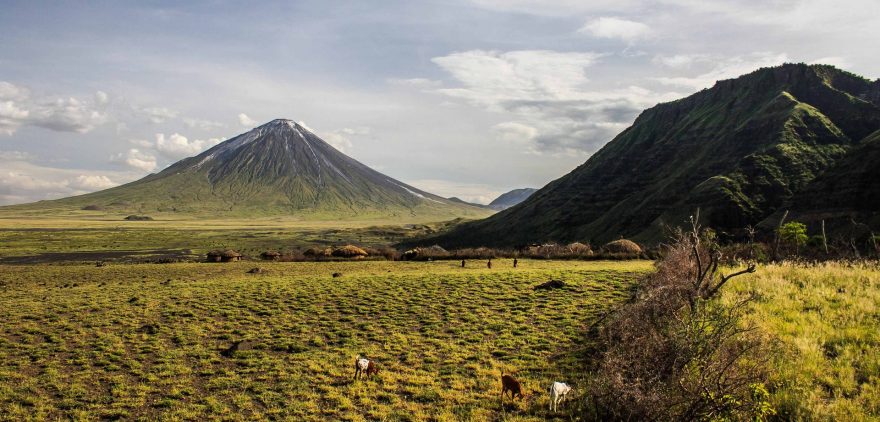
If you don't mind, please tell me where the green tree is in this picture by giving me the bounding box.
[778,221,808,255]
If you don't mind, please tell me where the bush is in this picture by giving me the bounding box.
[584,219,773,421]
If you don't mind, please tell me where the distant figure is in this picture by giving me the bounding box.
[487,259,492,269]
[513,258,518,268]
[461,260,466,268]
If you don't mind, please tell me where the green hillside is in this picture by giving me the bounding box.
[425,64,880,247]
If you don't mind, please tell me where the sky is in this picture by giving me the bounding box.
[1,0,879,205]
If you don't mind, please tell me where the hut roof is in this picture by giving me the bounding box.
[260,251,281,256]
[221,250,242,258]
[602,239,642,254]
[331,245,368,258]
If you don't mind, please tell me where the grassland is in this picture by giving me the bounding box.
[0,259,652,420]
[0,216,459,263]
[722,262,880,420]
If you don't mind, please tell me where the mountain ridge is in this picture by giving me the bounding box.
[422,63,880,247]
[488,188,537,211]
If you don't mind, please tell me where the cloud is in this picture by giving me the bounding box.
[652,52,789,90]
[238,113,257,127]
[579,17,651,42]
[318,126,371,153]
[0,81,107,135]
[432,50,602,106]
[154,133,222,160]
[0,150,35,161]
[491,122,538,142]
[139,106,178,124]
[430,49,679,154]
[183,117,225,130]
[0,166,132,206]
[110,148,157,172]
[68,174,116,191]
[95,91,109,106]
[386,78,443,89]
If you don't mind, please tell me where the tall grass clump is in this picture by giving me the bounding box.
[584,217,775,421]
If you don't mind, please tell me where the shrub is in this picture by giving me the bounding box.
[777,221,808,255]
[584,218,772,421]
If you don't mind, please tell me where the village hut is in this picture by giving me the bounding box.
[330,245,369,258]
[601,239,642,255]
[566,242,592,255]
[260,251,282,261]
[207,249,242,263]
[206,250,223,262]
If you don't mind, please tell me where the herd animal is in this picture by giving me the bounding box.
[352,356,572,413]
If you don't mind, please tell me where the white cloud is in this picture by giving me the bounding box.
[0,81,108,135]
[0,150,35,161]
[68,174,116,191]
[110,148,157,172]
[430,49,680,154]
[29,97,108,133]
[183,117,225,130]
[578,17,651,42]
[432,50,602,106]
[652,53,711,68]
[94,91,109,106]
[491,122,538,142]
[238,113,257,127]
[319,126,371,154]
[653,52,789,90]
[139,106,177,124]
[154,133,222,160]
[0,159,132,205]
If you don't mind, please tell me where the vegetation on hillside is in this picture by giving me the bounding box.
[426,64,880,248]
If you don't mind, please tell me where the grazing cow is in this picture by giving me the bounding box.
[354,355,379,379]
[501,372,524,401]
[549,381,572,412]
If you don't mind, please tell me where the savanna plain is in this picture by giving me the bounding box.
[0,219,877,421]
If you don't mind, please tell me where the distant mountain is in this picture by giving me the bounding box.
[425,64,880,247]
[3,119,492,220]
[447,197,491,208]
[488,188,537,211]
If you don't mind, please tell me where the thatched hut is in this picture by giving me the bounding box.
[602,239,642,255]
[260,251,282,261]
[566,242,593,254]
[207,249,242,263]
[402,245,448,260]
[331,245,368,258]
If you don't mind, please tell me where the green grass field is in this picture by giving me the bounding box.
[724,262,880,421]
[0,259,652,420]
[0,217,460,263]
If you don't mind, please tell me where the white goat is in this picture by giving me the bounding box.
[549,381,572,412]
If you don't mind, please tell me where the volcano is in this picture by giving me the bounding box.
[12,119,491,220]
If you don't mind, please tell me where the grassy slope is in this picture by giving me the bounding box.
[722,262,880,420]
[0,260,652,420]
[426,64,880,248]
